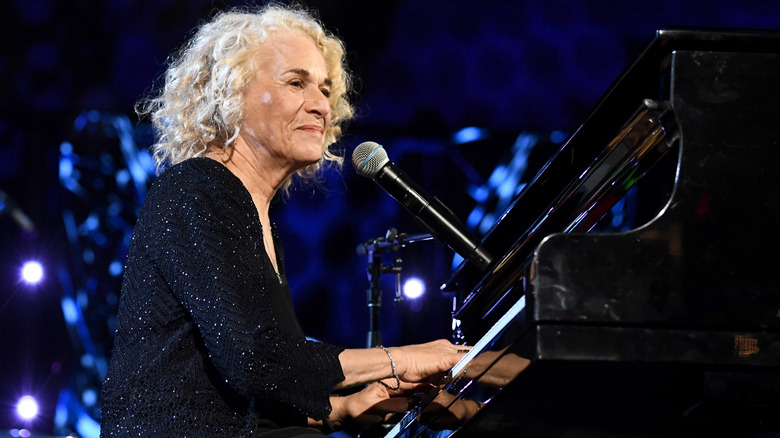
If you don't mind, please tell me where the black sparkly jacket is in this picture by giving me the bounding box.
[100,158,345,437]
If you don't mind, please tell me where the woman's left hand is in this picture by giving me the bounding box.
[391,339,468,384]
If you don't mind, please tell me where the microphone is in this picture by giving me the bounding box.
[352,141,493,271]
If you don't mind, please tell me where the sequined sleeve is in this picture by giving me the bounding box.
[124,159,344,422]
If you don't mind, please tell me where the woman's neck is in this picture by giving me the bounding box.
[204,141,290,217]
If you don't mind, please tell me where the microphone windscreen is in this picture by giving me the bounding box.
[352,141,389,178]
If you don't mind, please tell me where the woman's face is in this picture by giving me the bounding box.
[240,31,332,171]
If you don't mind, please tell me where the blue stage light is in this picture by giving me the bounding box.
[20,261,44,285]
[452,126,488,144]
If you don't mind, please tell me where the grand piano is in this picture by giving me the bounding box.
[380,29,780,437]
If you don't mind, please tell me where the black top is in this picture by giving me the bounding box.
[101,158,345,437]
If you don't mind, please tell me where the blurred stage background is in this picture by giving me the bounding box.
[1,0,778,436]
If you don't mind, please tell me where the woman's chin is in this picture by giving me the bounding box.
[293,154,324,171]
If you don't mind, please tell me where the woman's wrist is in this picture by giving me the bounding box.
[386,346,406,380]
[337,347,407,388]
[377,346,401,389]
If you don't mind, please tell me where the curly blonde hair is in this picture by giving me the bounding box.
[138,3,353,190]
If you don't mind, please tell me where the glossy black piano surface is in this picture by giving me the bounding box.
[381,29,780,438]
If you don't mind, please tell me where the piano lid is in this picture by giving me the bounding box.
[443,29,780,328]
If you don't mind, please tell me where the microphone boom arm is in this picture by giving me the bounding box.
[375,164,493,271]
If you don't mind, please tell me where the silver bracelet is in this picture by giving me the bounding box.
[377,345,401,390]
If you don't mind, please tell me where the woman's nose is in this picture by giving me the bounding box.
[304,86,330,119]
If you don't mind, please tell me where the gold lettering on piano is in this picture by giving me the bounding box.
[734,335,759,357]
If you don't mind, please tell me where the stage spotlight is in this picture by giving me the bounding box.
[452,126,488,144]
[82,388,97,407]
[20,261,44,285]
[16,395,39,421]
[108,260,123,276]
[403,277,425,299]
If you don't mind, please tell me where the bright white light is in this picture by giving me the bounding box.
[403,278,425,299]
[16,395,39,420]
[21,261,44,284]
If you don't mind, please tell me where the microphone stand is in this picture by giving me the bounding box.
[358,229,433,348]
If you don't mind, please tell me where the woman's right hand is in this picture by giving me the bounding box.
[324,381,416,432]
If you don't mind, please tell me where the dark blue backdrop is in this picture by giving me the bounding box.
[1,0,778,435]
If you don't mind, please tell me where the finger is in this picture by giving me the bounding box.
[396,380,427,391]
[372,396,413,414]
[455,345,472,354]
[375,379,424,393]
[407,382,436,392]
[375,378,408,393]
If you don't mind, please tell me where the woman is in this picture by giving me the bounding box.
[100,4,464,437]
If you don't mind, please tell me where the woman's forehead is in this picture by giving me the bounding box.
[252,32,329,78]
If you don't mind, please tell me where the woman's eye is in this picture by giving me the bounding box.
[320,88,331,98]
